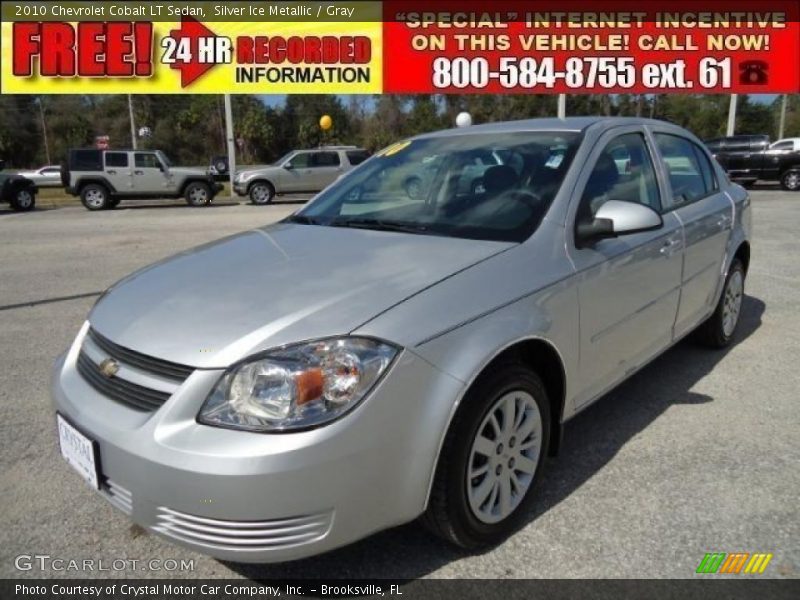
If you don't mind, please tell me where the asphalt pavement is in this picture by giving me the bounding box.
[0,191,797,579]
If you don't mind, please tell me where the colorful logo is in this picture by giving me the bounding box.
[696,552,773,574]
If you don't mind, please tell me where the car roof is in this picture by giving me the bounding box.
[411,116,686,140]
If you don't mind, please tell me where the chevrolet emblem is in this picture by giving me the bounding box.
[98,358,119,378]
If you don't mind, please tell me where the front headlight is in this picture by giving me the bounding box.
[198,337,398,432]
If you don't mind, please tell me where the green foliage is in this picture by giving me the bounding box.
[1,94,797,169]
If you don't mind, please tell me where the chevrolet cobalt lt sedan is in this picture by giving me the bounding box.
[53,117,751,562]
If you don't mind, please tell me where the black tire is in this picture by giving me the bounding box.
[423,363,551,550]
[10,187,35,211]
[80,183,109,211]
[404,177,422,200]
[185,181,212,207]
[249,181,275,205]
[214,159,227,174]
[695,259,746,348]
[780,170,800,191]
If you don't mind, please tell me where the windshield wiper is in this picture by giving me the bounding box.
[328,217,433,235]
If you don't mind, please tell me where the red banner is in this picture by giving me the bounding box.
[383,1,800,94]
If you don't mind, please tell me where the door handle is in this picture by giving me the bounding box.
[660,238,682,256]
[106,170,117,175]
[134,170,144,175]
[716,215,732,230]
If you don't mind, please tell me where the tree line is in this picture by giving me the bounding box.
[0,94,796,169]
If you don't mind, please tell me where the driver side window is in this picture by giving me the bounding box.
[578,133,661,223]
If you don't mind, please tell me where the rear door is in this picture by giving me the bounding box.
[309,151,343,189]
[652,131,733,339]
[103,152,133,193]
[133,152,170,194]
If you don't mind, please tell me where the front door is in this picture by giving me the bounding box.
[281,152,314,192]
[133,152,170,194]
[568,129,684,407]
[652,132,734,339]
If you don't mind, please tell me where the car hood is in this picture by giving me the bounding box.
[89,223,512,368]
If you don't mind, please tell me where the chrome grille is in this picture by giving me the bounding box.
[87,328,194,381]
[154,507,333,552]
[77,351,171,411]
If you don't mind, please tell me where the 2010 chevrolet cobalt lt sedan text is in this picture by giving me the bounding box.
[52,117,751,562]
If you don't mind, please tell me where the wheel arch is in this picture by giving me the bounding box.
[179,178,214,196]
[734,240,750,275]
[247,178,276,194]
[77,178,115,194]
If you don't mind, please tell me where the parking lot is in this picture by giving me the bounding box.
[0,190,798,579]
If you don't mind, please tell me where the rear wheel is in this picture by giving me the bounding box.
[780,170,800,191]
[80,184,109,211]
[10,188,35,211]
[249,181,275,205]
[696,259,745,348]
[424,364,550,549]
[185,182,212,207]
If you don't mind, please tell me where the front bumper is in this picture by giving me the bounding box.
[51,325,464,563]
[232,181,248,196]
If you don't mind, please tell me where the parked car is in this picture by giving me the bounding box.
[0,172,37,211]
[233,146,370,204]
[16,165,63,188]
[705,134,800,190]
[768,137,800,152]
[62,149,223,210]
[53,117,750,563]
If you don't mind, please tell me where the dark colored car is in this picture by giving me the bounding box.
[705,134,800,190]
[0,172,37,212]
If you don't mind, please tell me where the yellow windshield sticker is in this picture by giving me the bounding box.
[379,140,412,157]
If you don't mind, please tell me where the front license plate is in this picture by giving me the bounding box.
[56,413,100,490]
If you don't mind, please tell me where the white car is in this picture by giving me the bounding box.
[768,138,800,152]
[17,165,63,187]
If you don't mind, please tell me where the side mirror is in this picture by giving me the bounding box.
[576,200,662,245]
[283,163,294,170]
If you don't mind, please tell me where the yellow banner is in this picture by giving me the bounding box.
[0,19,382,94]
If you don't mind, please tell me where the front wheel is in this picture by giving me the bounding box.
[424,364,550,549]
[696,259,745,348]
[249,181,275,205]
[10,188,35,211]
[185,182,212,207]
[780,170,800,191]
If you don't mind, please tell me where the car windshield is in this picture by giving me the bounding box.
[290,131,580,243]
[274,152,295,165]
[156,150,172,168]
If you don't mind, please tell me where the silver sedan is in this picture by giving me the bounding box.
[52,117,750,562]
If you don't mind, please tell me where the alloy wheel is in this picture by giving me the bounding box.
[85,189,105,208]
[16,190,33,209]
[467,391,543,524]
[189,187,208,205]
[722,269,744,337]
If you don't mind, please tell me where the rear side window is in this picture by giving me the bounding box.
[312,152,340,167]
[345,150,369,165]
[135,153,161,169]
[71,150,102,171]
[105,152,128,167]
[771,141,794,151]
[654,134,717,209]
